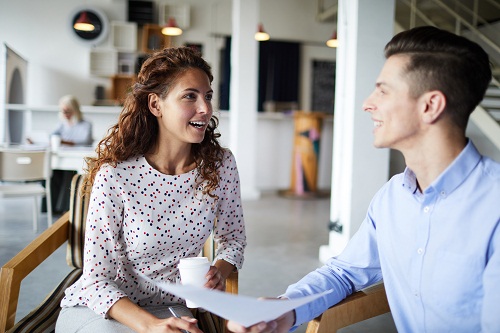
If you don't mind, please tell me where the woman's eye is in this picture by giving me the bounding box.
[206,94,213,101]
[184,93,196,100]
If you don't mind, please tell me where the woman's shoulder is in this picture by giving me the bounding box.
[98,155,145,173]
[220,148,237,165]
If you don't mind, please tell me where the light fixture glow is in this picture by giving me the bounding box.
[326,31,338,48]
[74,11,95,31]
[255,23,270,41]
[161,17,183,36]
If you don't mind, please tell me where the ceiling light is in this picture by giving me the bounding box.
[326,31,338,48]
[162,17,183,36]
[74,11,95,31]
[255,23,270,41]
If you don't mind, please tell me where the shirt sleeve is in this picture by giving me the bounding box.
[78,166,128,317]
[51,123,63,136]
[213,150,246,270]
[482,220,500,331]
[282,203,383,328]
[71,121,93,145]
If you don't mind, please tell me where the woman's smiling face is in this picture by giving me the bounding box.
[153,67,214,146]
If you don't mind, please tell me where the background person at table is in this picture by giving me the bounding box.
[228,26,500,333]
[52,94,93,146]
[55,46,246,333]
[49,95,94,213]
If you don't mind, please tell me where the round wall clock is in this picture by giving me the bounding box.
[69,6,109,46]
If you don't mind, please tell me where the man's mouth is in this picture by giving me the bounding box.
[374,121,383,128]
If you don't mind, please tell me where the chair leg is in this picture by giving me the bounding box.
[32,197,39,232]
[46,194,53,228]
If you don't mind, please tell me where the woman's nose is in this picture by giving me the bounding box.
[198,100,211,114]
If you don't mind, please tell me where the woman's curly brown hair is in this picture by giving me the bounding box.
[83,46,224,197]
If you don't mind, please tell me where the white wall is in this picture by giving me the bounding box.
[0,0,335,107]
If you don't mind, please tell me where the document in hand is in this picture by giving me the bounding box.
[156,282,332,327]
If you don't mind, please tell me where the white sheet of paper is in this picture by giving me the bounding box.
[156,282,332,327]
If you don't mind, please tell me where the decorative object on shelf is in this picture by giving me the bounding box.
[161,17,183,36]
[69,6,109,46]
[326,31,338,48]
[255,23,270,41]
[73,11,94,31]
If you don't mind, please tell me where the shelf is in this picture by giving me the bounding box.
[110,75,136,105]
[110,21,137,52]
[140,24,172,54]
[89,49,118,76]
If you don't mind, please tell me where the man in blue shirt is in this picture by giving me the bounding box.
[228,26,500,332]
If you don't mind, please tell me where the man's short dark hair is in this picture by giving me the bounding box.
[384,26,492,130]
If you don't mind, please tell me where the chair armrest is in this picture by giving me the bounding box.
[0,212,70,332]
[305,283,390,333]
[225,271,238,295]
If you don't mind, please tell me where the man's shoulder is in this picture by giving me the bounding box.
[480,155,500,181]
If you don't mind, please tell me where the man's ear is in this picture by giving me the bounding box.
[148,93,161,117]
[421,90,446,124]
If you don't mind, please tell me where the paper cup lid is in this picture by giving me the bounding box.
[178,257,209,268]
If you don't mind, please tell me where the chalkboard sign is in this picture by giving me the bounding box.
[311,60,335,113]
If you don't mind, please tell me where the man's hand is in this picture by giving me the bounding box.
[227,310,295,333]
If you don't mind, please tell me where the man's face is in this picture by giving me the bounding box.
[362,55,423,152]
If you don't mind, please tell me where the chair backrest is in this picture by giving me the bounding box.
[66,174,89,269]
[0,149,49,182]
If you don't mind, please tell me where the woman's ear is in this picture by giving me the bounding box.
[148,93,161,117]
[421,90,446,124]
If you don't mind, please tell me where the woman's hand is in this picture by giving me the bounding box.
[204,265,225,291]
[227,310,295,333]
[143,316,202,333]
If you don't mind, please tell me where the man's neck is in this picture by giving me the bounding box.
[403,133,467,192]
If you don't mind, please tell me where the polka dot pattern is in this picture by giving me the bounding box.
[61,149,246,317]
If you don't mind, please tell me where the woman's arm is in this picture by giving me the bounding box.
[108,298,202,333]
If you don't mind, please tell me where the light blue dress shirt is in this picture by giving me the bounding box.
[52,120,93,146]
[283,140,500,332]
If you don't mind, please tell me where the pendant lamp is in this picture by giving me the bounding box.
[74,11,95,32]
[326,31,338,48]
[162,17,183,36]
[254,23,270,41]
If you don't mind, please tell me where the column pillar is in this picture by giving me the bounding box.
[320,0,395,261]
[230,0,260,200]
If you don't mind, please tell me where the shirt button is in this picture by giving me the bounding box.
[423,206,430,213]
[417,248,424,255]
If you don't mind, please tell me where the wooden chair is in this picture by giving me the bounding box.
[305,282,391,333]
[0,174,238,333]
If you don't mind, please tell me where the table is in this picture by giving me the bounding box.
[51,146,95,174]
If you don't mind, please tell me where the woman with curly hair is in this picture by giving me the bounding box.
[56,47,246,333]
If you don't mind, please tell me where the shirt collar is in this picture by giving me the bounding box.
[401,140,481,196]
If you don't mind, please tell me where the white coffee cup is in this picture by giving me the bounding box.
[178,257,210,308]
[50,134,61,151]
